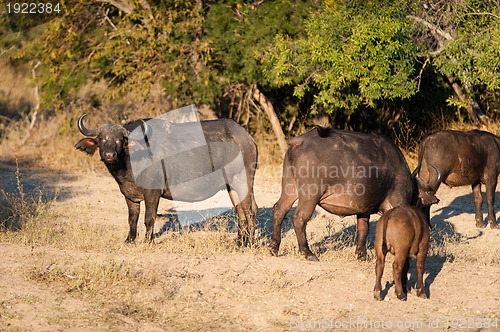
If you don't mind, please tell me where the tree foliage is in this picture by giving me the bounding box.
[0,0,499,142]
[261,0,499,123]
[261,0,419,114]
[10,0,215,111]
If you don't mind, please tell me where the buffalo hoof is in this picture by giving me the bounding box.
[490,222,500,229]
[269,247,279,256]
[268,240,280,256]
[416,288,428,299]
[396,292,407,301]
[305,254,319,262]
[356,250,367,261]
[374,290,383,301]
[125,237,136,244]
[476,220,486,228]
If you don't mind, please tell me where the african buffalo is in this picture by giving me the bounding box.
[75,113,258,245]
[414,129,500,229]
[374,206,430,301]
[269,126,437,261]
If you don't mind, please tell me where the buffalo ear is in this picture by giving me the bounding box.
[418,188,439,206]
[75,138,98,156]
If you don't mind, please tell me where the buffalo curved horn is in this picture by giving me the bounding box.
[416,163,442,192]
[78,113,99,137]
[139,119,151,139]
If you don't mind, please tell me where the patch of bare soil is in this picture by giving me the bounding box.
[1,164,499,331]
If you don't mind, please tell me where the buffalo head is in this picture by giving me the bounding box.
[75,113,149,164]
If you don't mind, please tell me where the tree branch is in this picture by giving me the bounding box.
[251,84,287,157]
[20,61,41,146]
[416,58,430,93]
[461,12,500,20]
[407,15,454,41]
[95,0,135,14]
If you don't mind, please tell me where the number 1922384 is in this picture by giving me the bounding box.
[5,2,61,14]
[445,318,498,329]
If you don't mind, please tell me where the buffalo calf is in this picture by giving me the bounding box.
[374,206,430,301]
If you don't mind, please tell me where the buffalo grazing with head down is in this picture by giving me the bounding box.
[413,129,500,229]
[75,113,258,245]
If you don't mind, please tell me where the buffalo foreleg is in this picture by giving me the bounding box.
[144,190,161,242]
[355,214,370,260]
[472,183,485,228]
[125,197,140,243]
[485,177,499,229]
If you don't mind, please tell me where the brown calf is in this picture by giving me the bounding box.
[373,206,430,301]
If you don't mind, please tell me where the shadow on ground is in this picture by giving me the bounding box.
[154,206,297,241]
[0,162,77,229]
[432,191,500,227]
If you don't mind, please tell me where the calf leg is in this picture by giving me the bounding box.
[485,178,499,229]
[144,191,161,242]
[415,247,428,299]
[125,197,140,243]
[393,251,409,301]
[401,257,410,294]
[355,214,370,260]
[270,180,298,256]
[292,199,318,261]
[373,252,386,301]
[472,183,486,228]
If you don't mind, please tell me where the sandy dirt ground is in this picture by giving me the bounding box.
[0,162,499,331]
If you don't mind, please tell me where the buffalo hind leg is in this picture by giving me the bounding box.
[485,177,499,229]
[244,193,258,245]
[270,182,298,256]
[415,248,428,298]
[292,199,319,261]
[472,183,486,228]
[355,214,370,260]
[229,190,251,247]
[144,191,161,242]
[393,251,410,301]
[374,251,386,300]
[401,257,410,295]
[240,192,258,246]
[125,197,140,243]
